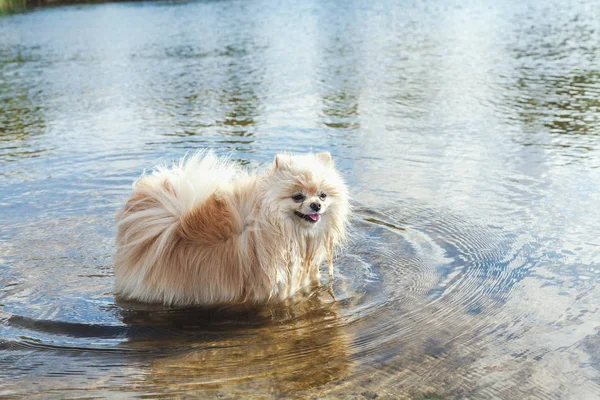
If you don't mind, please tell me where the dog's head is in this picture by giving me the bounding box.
[263,152,349,237]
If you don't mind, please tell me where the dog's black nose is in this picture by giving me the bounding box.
[310,202,321,211]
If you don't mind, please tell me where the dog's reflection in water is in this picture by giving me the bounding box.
[117,287,352,394]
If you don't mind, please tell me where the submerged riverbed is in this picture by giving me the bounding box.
[1,0,600,398]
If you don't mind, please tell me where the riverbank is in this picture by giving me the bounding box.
[0,0,134,10]
[0,0,26,10]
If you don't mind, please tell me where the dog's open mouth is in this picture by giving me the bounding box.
[294,211,321,223]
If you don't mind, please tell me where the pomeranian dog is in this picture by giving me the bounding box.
[114,151,349,306]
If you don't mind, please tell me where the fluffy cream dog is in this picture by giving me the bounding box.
[114,151,349,306]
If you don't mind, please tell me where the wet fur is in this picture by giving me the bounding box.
[114,151,349,306]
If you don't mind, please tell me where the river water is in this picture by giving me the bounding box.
[1,0,600,398]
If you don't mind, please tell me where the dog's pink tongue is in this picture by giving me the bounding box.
[309,213,321,221]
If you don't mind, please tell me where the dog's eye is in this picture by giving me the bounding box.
[292,194,306,202]
[319,192,327,200]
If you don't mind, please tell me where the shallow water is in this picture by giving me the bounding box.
[1,0,600,398]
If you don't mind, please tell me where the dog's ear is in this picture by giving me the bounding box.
[274,154,292,170]
[316,151,334,167]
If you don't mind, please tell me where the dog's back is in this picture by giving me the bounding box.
[114,152,254,305]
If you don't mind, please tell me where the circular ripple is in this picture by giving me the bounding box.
[0,200,529,397]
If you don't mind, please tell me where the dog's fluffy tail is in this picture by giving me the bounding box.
[114,151,241,304]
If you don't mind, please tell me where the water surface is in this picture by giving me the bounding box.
[1,0,600,398]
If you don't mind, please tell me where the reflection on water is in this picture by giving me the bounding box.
[124,297,351,395]
[1,0,600,398]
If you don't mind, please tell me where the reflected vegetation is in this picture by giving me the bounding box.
[1,0,600,398]
[0,46,48,165]
[316,6,362,142]
[514,71,600,136]
[503,3,600,165]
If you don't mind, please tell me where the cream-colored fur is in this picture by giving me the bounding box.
[114,151,349,306]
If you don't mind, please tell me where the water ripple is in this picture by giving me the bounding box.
[2,0,600,398]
